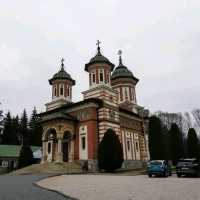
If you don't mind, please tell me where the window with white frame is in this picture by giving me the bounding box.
[99,69,104,82]
[127,140,130,151]
[48,142,51,154]
[92,72,96,83]
[136,142,139,152]
[2,160,8,167]
[60,84,64,96]
[79,126,88,160]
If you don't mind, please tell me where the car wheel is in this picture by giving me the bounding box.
[148,174,152,177]
[177,173,181,177]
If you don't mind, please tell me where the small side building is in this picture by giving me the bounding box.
[0,145,41,174]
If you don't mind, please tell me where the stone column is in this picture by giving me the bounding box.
[56,138,63,163]
[68,141,74,162]
[41,141,46,163]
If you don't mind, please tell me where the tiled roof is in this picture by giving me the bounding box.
[0,145,40,158]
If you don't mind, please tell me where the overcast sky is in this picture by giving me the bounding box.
[0,0,200,116]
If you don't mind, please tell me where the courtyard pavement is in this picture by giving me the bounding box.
[0,175,73,200]
[38,174,200,200]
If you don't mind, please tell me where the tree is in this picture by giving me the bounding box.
[18,145,33,169]
[169,123,184,164]
[192,109,200,134]
[2,112,18,144]
[0,103,3,143]
[19,109,29,145]
[148,116,165,160]
[98,129,123,172]
[2,112,12,144]
[2,112,19,145]
[29,107,42,146]
[0,103,3,120]
[12,115,20,145]
[187,128,199,158]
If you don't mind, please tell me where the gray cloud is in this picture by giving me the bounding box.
[0,0,199,115]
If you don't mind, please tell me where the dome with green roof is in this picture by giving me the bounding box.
[49,59,75,85]
[111,51,138,82]
[85,41,115,71]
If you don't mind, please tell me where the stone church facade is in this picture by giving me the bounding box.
[40,42,149,169]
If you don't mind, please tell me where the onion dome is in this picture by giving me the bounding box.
[111,50,138,82]
[85,40,115,72]
[49,58,75,85]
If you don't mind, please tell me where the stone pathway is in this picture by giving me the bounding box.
[38,174,200,200]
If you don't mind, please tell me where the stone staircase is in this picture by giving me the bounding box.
[10,162,82,175]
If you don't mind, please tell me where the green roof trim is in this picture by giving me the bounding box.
[0,145,41,158]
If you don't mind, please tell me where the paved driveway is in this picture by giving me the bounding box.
[0,175,72,200]
[38,174,200,200]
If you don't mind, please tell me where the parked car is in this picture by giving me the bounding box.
[176,159,200,177]
[147,160,172,177]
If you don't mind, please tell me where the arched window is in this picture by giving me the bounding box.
[100,70,103,82]
[136,142,139,152]
[127,140,130,151]
[92,73,96,83]
[63,132,72,142]
[48,142,51,154]
[45,128,57,141]
[60,85,64,95]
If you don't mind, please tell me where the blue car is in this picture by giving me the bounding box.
[147,160,172,177]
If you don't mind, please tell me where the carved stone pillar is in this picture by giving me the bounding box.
[42,141,47,163]
[68,140,74,162]
[56,137,63,163]
[50,140,53,162]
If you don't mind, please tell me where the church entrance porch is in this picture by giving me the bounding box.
[42,128,74,163]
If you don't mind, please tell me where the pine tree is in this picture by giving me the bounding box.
[2,112,19,144]
[0,104,3,143]
[18,145,33,169]
[148,116,165,160]
[19,109,29,145]
[187,128,199,158]
[169,123,184,164]
[2,112,13,144]
[12,115,20,145]
[29,107,42,146]
[98,129,123,172]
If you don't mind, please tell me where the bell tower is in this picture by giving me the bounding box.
[111,50,139,113]
[46,58,76,111]
[83,41,121,138]
[82,41,118,107]
[85,40,114,89]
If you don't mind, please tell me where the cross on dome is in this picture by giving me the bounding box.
[96,40,101,54]
[61,57,65,70]
[96,40,101,47]
[118,50,123,65]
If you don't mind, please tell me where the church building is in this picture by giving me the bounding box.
[39,41,149,170]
